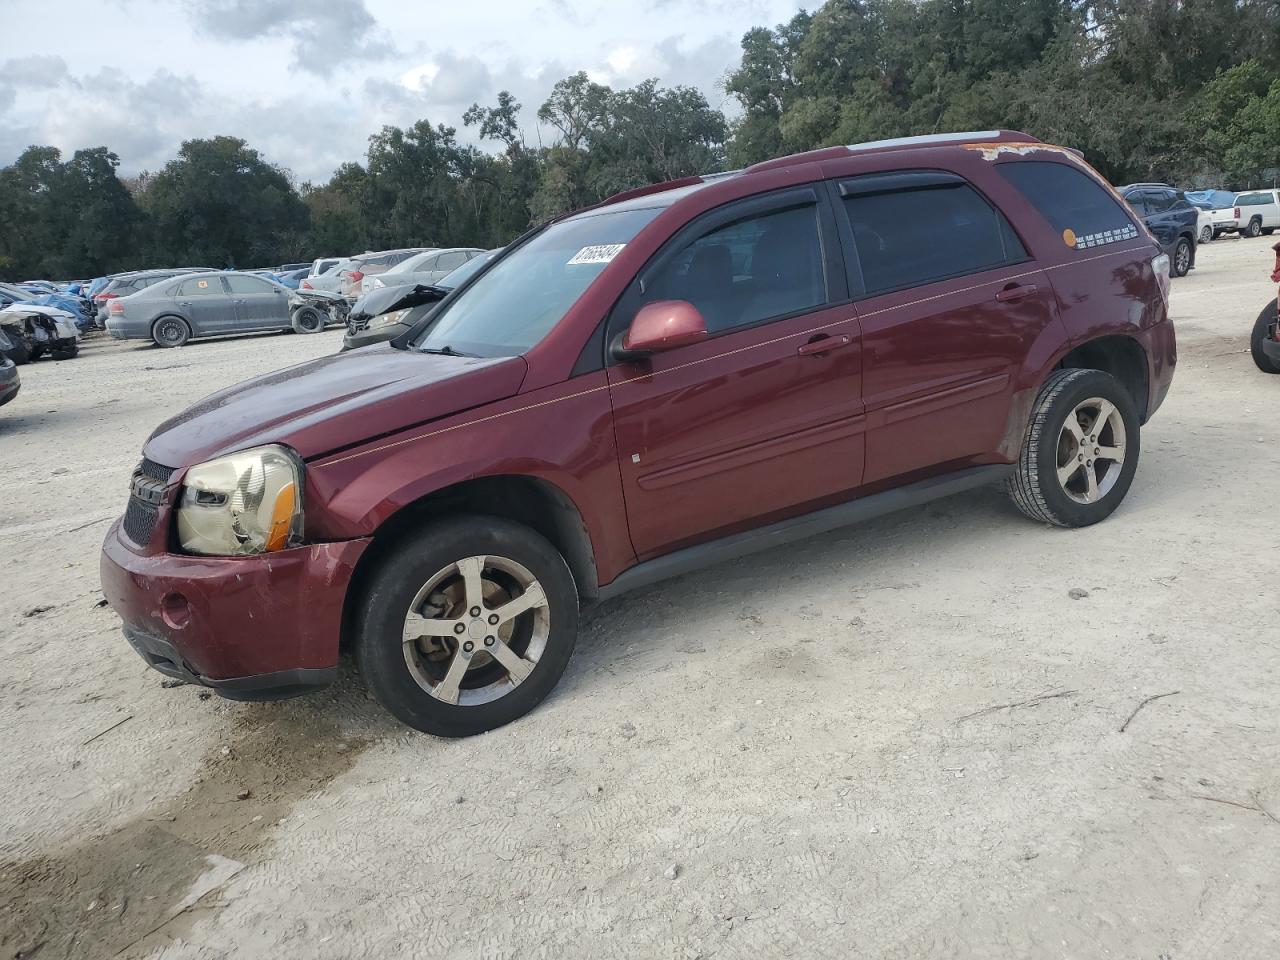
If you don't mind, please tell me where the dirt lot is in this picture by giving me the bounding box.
[2,239,1278,960]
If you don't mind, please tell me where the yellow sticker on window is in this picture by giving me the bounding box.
[1062,228,1077,248]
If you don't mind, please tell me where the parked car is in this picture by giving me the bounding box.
[298,257,357,296]
[344,249,501,351]
[0,304,80,363]
[360,248,486,295]
[276,262,310,272]
[341,248,433,300]
[1251,240,1280,374]
[1185,189,1239,240]
[105,271,293,347]
[273,268,309,290]
[307,257,343,277]
[101,129,1177,736]
[1234,190,1280,238]
[0,333,20,408]
[94,269,214,324]
[1117,183,1198,276]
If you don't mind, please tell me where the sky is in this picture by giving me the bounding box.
[0,0,806,184]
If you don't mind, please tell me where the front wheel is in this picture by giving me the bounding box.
[1172,238,1192,277]
[1245,218,1263,238]
[1251,300,1280,374]
[1199,225,1212,244]
[356,516,579,737]
[291,306,325,334]
[152,316,191,348]
[1007,368,1141,528]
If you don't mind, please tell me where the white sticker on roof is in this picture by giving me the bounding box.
[568,244,626,265]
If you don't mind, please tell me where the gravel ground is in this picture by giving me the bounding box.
[2,239,1278,960]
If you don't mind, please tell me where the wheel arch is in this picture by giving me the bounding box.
[339,475,600,650]
[1054,334,1150,422]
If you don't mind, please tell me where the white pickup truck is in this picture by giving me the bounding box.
[1234,190,1280,239]
[1186,190,1239,241]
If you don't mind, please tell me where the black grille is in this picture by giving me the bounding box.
[347,316,369,333]
[122,458,175,546]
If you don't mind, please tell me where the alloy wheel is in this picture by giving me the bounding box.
[1175,242,1191,276]
[401,555,549,706]
[1055,397,1126,504]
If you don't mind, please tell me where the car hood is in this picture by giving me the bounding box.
[143,344,528,467]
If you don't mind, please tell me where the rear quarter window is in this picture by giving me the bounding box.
[997,161,1139,251]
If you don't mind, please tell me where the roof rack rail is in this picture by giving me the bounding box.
[745,130,1039,174]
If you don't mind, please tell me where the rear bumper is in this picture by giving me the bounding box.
[0,363,18,407]
[1139,317,1177,422]
[101,520,370,699]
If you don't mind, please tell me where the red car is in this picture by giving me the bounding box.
[101,130,1177,736]
[1251,241,1280,374]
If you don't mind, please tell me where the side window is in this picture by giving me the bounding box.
[224,275,274,294]
[1144,191,1174,212]
[638,202,827,334]
[841,182,1023,295]
[178,277,218,296]
[998,162,1140,250]
[437,251,468,271]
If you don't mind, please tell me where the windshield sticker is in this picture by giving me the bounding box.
[568,244,626,265]
[1067,224,1138,250]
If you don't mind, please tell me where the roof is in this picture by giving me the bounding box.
[592,130,1041,212]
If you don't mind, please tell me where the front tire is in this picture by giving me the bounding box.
[1007,368,1141,528]
[355,516,579,737]
[152,316,191,348]
[1245,218,1263,238]
[1171,237,1192,277]
[291,306,325,334]
[1251,300,1280,374]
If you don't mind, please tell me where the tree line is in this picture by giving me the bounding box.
[2,0,1278,280]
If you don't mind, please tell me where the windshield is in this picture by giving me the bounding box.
[416,208,662,357]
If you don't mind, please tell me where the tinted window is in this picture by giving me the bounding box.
[1143,190,1174,212]
[178,277,220,296]
[639,203,826,334]
[998,162,1139,249]
[843,183,1022,294]
[1237,193,1271,206]
[224,275,275,294]
[417,206,662,358]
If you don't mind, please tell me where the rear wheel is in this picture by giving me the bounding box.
[291,306,325,334]
[1264,228,1276,236]
[1251,300,1280,374]
[1172,237,1192,277]
[1245,218,1263,238]
[356,516,579,737]
[50,341,78,360]
[1198,225,1212,244]
[1007,368,1141,528]
[152,316,191,348]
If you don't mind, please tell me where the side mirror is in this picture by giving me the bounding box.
[612,300,709,361]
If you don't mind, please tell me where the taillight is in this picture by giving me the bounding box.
[94,292,116,303]
[1151,253,1171,307]
[349,270,364,282]
[300,280,312,289]
[108,300,125,315]
[1235,207,1241,220]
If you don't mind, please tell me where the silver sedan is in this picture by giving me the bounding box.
[105,272,294,347]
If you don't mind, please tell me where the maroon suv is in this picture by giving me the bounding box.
[101,130,1177,736]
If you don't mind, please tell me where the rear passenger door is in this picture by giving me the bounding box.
[174,276,230,335]
[832,171,1061,484]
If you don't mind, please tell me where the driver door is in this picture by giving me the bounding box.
[606,187,866,559]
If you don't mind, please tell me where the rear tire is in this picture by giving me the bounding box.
[1007,368,1141,528]
[1251,300,1280,374]
[1171,238,1192,277]
[1245,218,1263,238]
[356,516,579,737]
[152,316,191,348]
[1264,228,1276,236]
[3,333,32,365]
[291,307,325,334]
[50,341,78,360]
[1198,225,1212,244]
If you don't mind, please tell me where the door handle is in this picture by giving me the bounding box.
[995,284,1038,303]
[797,334,854,357]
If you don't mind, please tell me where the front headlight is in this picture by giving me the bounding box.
[176,444,304,556]
[368,308,412,330]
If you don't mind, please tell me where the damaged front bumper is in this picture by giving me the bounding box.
[100,519,370,701]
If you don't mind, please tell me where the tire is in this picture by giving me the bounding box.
[1264,228,1276,236]
[152,316,191,348]
[50,341,79,360]
[29,344,45,361]
[2,332,32,365]
[1251,300,1280,374]
[1245,218,1262,238]
[355,515,579,737]
[1007,368,1141,528]
[1199,225,1212,244]
[291,306,325,334]
[1171,237,1192,277]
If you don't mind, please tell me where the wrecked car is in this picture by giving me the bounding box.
[0,304,80,363]
[343,249,501,351]
[0,331,20,408]
[1251,240,1280,374]
[288,287,349,334]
